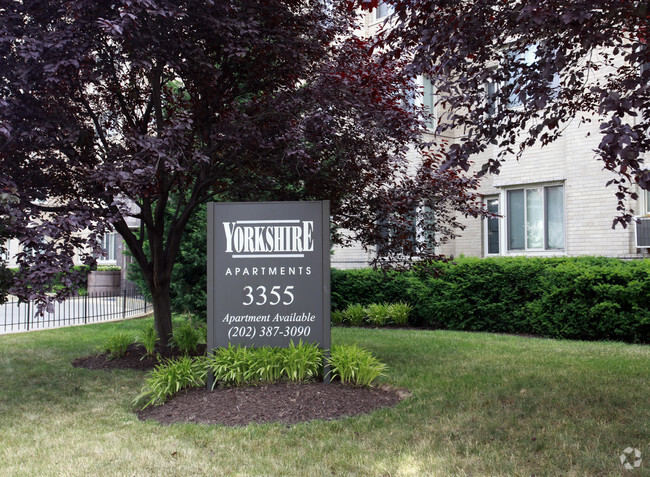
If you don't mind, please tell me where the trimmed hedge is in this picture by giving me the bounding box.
[7,264,91,292]
[331,257,650,343]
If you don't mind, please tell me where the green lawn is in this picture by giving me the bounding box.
[0,318,648,476]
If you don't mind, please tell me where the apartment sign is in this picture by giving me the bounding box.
[207,201,331,350]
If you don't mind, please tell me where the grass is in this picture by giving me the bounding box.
[0,318,648,476]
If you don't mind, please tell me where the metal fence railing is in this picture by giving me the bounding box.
[0,287,152,334]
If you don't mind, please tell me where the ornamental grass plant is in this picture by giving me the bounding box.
[133,355,207,409]
[280,340,322,381]
[327,344,387,386]
[172,320,202,355]
[101,332,133,359]
[387,302,412,326]
[135,323,158,358]
[342,303,366,325]
[207,344,251,386]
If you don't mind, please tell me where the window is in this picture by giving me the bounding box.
[376,204,434,257]
[375,2,394,20]
[507,44,539,107]
[484,197,500,255]
[1,239,9,262]
[486,44,560,113]
[486,78,499,116]
[507,185,564,251]
[99,232,117,263]
[422,75,436,129]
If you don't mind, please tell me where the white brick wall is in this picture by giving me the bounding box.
[329,12,648,267]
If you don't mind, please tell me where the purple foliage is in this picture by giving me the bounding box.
[0,0,484,340]
[353,0,650,226]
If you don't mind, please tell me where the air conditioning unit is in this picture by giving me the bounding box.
[635,217,650,248]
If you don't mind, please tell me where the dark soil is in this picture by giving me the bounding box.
[138,381,409,426]
[71,342,207,371]
[72,344,409,427]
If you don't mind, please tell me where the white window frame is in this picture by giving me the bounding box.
[98,232,118,264]
[1,239,9,263]
[483,196,500,256]
[373,2,394,22]
[375,203,437,258]
[505,183,565,253]
[485,44,560,114]
[421,75,437,130]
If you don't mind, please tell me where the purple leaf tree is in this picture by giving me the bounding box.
[352,0,650,226]
[0,0,484,343]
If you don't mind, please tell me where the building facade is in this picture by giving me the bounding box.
[331,6,650,269]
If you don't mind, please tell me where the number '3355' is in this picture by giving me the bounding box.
[242,285,294,306]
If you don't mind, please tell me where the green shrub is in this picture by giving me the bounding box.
[331,257,650,342]
[327,344,387,386]
[127,202,207,321]
[207,342,323,386]
[280,340,323,382]
[136,323,158,358]
[244,346,285,383]
[331,309,346,325]
[388,302,412,326]
[207,344,251,387]
[102,332,133,359]
[172,320,201,355]
[133,356,207,409]
[96,265,121,271]
[365,303,390,326]
[342,303,367,326]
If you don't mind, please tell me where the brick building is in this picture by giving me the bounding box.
[331,5,650,268]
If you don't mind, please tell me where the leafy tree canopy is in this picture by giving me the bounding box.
[354,0,650,226]
[0,0,483,342]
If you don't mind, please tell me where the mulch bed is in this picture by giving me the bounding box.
[71,343,207,371]
[72,343,409,427]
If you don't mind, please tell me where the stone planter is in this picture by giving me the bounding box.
[87,270,121,296]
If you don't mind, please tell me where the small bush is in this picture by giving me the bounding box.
[136,323,158,358]
[388,302,412,326]
[208,342,324,386]
[207,344,251,387]
[327,344,387,386]
[96,265,121,271]
[281,340,323,382]
[102,332,133,359]
[133,356,207,409]
[343,303,366,326]
[172,320,201,355]
[244,346,284,383]
[331,309,346,325]
[365,303,390,326]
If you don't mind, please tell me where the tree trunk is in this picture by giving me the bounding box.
[151,282,173,347]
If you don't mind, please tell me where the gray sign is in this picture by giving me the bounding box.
[207,201,330,351]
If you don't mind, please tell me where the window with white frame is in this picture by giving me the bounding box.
[484,196,500,255]
[376,204,435,257]
[507,44,539,107]
[486,44,560,113]
[375,1,394,20]
[1,239,9,262]
[506,184,564,251]
[99,232,118,263]
[422,75,436,129]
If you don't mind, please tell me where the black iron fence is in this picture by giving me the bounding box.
[0,287,152,334]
